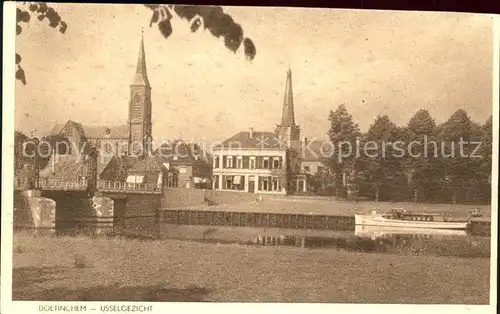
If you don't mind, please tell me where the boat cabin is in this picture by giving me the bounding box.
[389,209,447,222]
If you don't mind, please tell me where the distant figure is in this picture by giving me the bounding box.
[257,195,263,202]
[470,208,483,218]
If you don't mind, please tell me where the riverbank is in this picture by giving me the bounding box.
[170,197,491,221]
[12,232,490,303]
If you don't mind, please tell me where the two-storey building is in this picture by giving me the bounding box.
[212,129,288,194]
[212,68,310,194]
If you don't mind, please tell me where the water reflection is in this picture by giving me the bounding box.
[354,225,468,239]
[247,226,489,257]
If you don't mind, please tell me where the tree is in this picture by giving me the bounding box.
[358,115,402,201]
[438,109,482,204]
[16,3,256,85]
[14,131,29,171]
[477,115,492,203]
[327,104,361,199]
[403,109,439,202]
[480,115,493,180]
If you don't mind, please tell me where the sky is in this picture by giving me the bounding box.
[15,4,495,145]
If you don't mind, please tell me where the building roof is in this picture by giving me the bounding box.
[39,154,119,180]
[49,120,85,137]
[280,68,296,127]
[50,121,128,139]
[215,131,287,150]
[82,125,128,139]
[128,156,165,173]
[131,36,150,87]
[39,155,86,180]
[153,140,209,164]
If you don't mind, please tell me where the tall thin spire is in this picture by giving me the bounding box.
[131,32,150,87]
[281,68,295,126]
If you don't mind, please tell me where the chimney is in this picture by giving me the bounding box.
[249,127,254,139]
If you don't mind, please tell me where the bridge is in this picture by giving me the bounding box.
[13,176,164,235]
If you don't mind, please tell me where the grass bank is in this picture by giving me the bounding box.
[12,232,490,303]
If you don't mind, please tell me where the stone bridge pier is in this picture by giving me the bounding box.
[14,190,56,233]
[96,191,163,237]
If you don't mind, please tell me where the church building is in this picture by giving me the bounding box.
[49,34,153,159]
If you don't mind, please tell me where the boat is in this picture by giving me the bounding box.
[354,209,469,230]
[354,225,468,239]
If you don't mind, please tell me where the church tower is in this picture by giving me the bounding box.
[275,68,300,147]
[128,33,153,157]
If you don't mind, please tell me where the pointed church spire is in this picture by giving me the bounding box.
[281,68,295,126]
[131,31,150,87]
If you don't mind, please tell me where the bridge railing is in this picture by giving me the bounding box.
[14,176,161,193]
[97,180,162,193]
[38,178,89,190]
[14,176,89,191]
[14,176,29,190]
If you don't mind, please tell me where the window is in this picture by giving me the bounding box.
[214,156,220,169]
[250,158,256,169]
[104,142,113,152]
[304,166,310,173]
[236,157,243,169]
[225,176,233,190]
[262,178,268,191]
[272,177,279,191]
[263,158,269,169]
[178,166,187,174]
[126,175,144,183]
[226,156,233,168]
[273,158,280,169]
[213,175,219,189]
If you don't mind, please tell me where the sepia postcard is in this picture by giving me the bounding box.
[2,2,499,314]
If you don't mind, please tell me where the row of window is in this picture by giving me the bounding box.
[214,156,284,170]
[213,175,282,192]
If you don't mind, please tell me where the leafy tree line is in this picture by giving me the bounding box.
[319,105,492,205]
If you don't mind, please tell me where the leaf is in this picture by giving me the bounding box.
[197,6,223,29]
[49,19,59,28]
[29,3,38,12]
[15,53,21,64]
[173,5,198,21]
[20,10,31,23]
[243,38,256,60]
[149,10,159,27]
[59,21,67,34]
[223,23,243,52]
[37,14,45,21]
[16,8,22,22]
[190,17,202,33]
[16,66,26,85]
[16,24,22,35]
[37,2,48,14]
[158,19,172,39]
